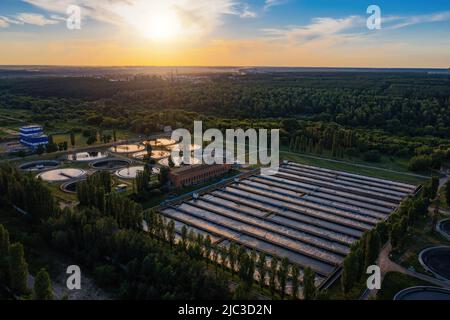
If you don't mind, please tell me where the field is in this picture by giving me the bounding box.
[280,151,429,186]
[377,272,433,300]
[52,130,137,149]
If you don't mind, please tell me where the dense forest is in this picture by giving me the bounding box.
[1,72,449,137]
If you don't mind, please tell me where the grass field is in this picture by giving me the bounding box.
[377,272,433,300]
[52,130,137,149]
[280,151,429,185]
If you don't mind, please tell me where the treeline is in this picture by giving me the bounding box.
[283,119,449,169]
[0,164,56,222]
[340,177,439,296]
[0,225,54,300]
[2,72,449,137]
[445,181,450,207]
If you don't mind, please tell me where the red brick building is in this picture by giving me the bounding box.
[168,164,231,188]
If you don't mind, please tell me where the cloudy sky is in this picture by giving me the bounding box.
[1,0,450,67]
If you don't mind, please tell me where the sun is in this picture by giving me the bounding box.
[139,11,182,41]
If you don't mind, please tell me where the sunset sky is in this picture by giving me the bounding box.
[1,0,450,67]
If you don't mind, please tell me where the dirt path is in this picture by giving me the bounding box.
[362,242,450,299]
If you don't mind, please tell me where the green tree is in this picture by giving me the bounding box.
[228,242,237,275]
[291,265,300,300]
[269,257,278,299]
[0,225,10,282]
[430,176,439,199]
[70,132,76,147]
[180,225,188,250]
[166,220,175,247]
[257,252,267,289]
[341,250,358,295]
[278,257,289,299]
[445,181,450,206]
[9,243,28,294]
[33,269,54,300]
[302,267,316,300]
[364,230,381,270]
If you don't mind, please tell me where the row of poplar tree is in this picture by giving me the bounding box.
[340,176,439,296]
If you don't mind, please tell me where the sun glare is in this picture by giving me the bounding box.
[139,11,182,41]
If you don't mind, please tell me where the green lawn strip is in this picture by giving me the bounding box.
[52,129,137,149]
[281,146,414,173]
[280,151,428,185]
[377,272,434,300]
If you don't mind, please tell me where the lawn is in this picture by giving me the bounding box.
[280,151,429,186]
[52,129,136,149]
[377,272,434,300]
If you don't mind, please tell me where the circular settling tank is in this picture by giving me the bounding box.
[394,286,450,300]
[19,160,59,171]
[67,151,108,162]
[132,150,171,160]
[60,179,86,193]
[90,158,131,170]
[166,144,201,152]
[158,156,201,167]
[109,144,145,154]
[419,246,450,281]
[143,138,177,147]
[37,168,86,182]
[115,166,160,179]
[437,219,450,240]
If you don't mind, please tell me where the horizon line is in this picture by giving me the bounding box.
[0,65,449,70]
